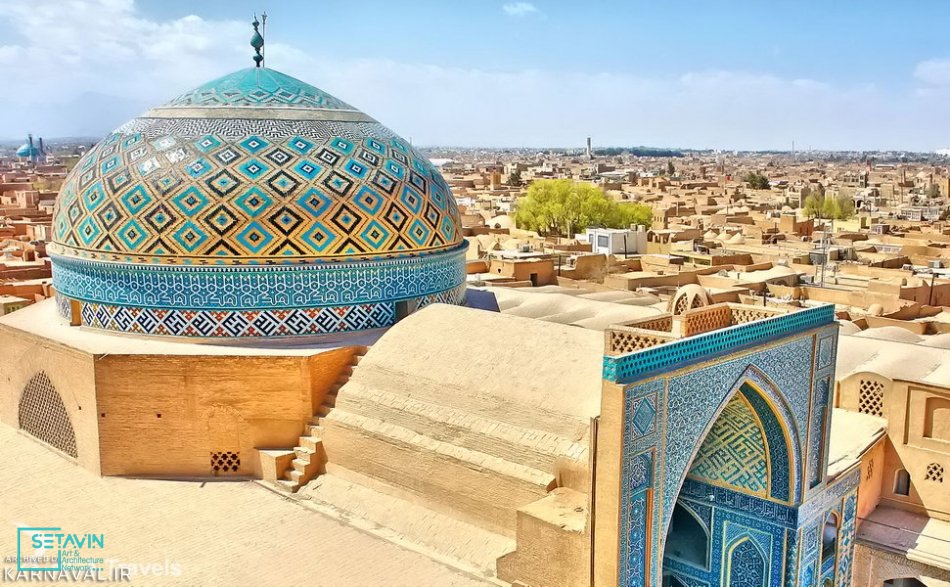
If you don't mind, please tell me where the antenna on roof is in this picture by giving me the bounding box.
[250,14,265,68]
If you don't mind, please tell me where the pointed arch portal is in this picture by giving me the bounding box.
[598,305,858,587]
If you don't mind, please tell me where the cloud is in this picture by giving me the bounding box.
[502,2,539,17]
[0,0,946,151]
[915,58,950,87]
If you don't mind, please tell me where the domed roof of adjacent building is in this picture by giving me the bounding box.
[16,143,40,158]
[50,67,462,265]
[49,65,466,339]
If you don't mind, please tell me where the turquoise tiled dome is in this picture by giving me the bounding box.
[49,67,466,338]
[16,143,40,158]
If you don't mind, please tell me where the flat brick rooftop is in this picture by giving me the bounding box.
[0,424,492,586]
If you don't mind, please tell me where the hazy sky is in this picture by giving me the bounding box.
[1,0,948,151]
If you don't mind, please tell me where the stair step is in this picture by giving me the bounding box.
[299,435,321,451]
[274,479,298,493]
[289,469,305,483]
[294,446,314,461]
[292,457,310,473]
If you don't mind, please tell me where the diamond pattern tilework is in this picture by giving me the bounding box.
[74,299,396,337]
[53,130,461,264]
[166,68,357,110]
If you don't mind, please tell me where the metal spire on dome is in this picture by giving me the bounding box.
[250,13,267,68]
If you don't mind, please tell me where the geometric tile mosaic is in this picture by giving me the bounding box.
[51,247,466,311]
[60,283,467,338]
[611,302,858,587]
[50,68,462,266]
[688,394,770,496]
[52,131,462,264]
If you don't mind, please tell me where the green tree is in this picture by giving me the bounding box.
[821,194,840,219]
[803,194,822,218]
[833,194,855,220]
[508,168,522,187]
[667,160,676,176]
[803,193,854,221]
[513,179,651,236]
[744,172,771,190]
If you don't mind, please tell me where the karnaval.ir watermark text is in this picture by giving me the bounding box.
[6,526,181,582]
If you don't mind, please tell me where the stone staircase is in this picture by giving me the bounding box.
[272,347,367,493]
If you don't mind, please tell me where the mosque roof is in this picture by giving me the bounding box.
[340,303,603,440]
[164,68,359,111]
[16,144,40,157]
[836,331,950,386]
[49,66,463,266]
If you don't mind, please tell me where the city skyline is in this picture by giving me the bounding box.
[1,0,948,151]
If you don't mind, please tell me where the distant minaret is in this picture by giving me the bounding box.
[27,134,36,165]
[586,137,592,160]
[38,137,45,159]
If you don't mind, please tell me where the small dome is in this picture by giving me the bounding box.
[853,327,922,344]
[49,67,466,338]
[669,284,712,315]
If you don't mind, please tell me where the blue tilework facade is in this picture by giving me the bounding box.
[58,283,466,338]
[51,245,466,310]
[166,68,358,110]
[609,306,858,586]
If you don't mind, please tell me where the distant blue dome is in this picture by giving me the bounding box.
[16,144,40,158]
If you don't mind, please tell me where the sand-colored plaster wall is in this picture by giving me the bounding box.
[0,323,101,472]
[838,374,950,520]
[93,347,356,478]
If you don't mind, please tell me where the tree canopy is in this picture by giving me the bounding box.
[513,179,652,236]
[744,171,771,190]
[803,193,854,221]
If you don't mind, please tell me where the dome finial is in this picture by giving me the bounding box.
[250,12,267,68]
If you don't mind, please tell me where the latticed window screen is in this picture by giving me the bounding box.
[926,463,944,483]
[857,379,885,417]
[674,296,689,315]
[18,372,78,458]
[211,451,240,474]
[609,332,667,354]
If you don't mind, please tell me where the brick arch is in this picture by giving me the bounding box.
[18,372,78,458]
